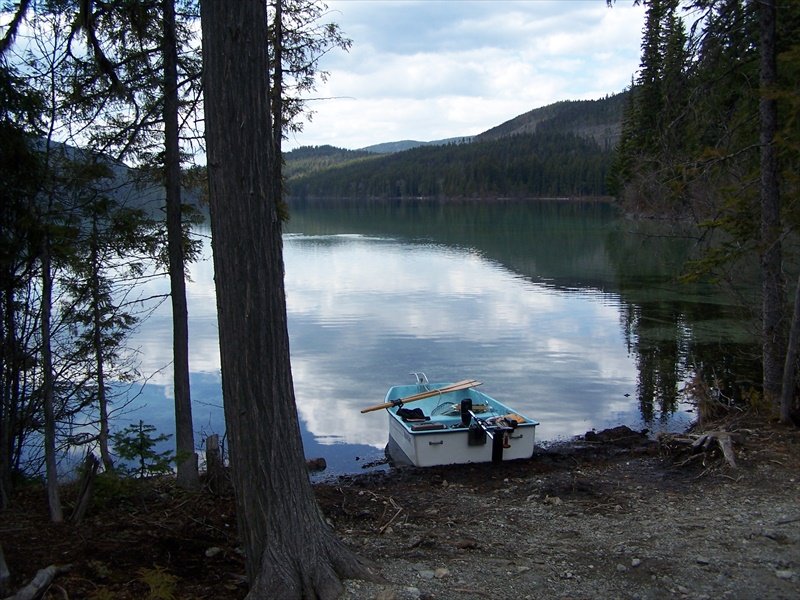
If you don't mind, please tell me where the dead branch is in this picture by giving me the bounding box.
[0,543,10,597]
[4,564,72,600]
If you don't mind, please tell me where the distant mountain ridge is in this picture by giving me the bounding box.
[360,137,474,154]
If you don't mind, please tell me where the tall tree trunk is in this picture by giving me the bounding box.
[781,273,800,423]
[200,2,378,597]
[759,0,783,411]
[40,238,62,522]
[1,284,15,509]
[163,0,198,489]
[90,216,113,471]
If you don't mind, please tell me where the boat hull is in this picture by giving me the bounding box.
[384,382,538,468]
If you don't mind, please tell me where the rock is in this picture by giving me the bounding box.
[631,558,642,568]
[418,569,435,580]
[616,564,628,573]
[454,538,479,549]
[305,457,326,471]
[775,570,794,580]
[584,425,650,447]
[376,587,422,600]
[205,547,222,558]
[434,567,450,579]
[696,556,710,565]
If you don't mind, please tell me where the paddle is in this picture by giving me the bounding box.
[360,379,482,413]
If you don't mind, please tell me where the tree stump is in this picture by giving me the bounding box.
[205,434,225,493]
[71,452,99,523]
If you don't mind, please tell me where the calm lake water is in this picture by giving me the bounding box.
[125,199,759,478]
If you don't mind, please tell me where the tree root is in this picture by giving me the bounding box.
[659,430,741,472]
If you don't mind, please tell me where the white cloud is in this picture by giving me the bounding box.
[286,0,645,149]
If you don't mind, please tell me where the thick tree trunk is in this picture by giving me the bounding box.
[163,0,198,489]
[759,0,783,410]
[200,1,378,597]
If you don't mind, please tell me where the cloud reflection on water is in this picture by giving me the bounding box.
[125,228,676,475]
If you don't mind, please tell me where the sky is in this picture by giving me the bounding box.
[285,0,647,151]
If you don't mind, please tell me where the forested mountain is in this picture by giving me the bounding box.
[285,93,626,199]
[283,145,378,180]
[476,94,627,149]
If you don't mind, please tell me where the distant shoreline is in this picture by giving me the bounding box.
[285,195,616,204]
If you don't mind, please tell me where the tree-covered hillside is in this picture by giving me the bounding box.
[477,94,627,149]
[283,144,377,180]
[284,94,626,199]
[287,131,612,199]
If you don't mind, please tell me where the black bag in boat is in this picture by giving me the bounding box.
[397,407,428,422]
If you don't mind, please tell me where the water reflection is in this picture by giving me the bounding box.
[284,233,638,452]
[121,199,758,476]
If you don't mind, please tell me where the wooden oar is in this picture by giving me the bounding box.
[360,379,482,413]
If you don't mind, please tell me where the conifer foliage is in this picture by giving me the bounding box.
[609,0,800,420]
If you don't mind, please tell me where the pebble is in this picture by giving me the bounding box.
[775,569,794,580]
[631,558,642,568]
[205,547,222,558]
[434,567,450,579]
[696,556,710,565]
[616,564,628,573]
[376,587,422,600]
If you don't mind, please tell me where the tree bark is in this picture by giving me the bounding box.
[759,0,783,410]
[1,283,16,509]
[163,0,198,489]
[204,433,224,493]
[89,215,113,472]
[200,1,378,597]
[780,272,800,424]
[70,451,99,523]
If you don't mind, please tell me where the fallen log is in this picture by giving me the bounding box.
[4,564,72,600]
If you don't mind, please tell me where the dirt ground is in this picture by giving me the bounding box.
[2,421,800,600]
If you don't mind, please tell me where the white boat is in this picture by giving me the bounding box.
[362,374,539,467]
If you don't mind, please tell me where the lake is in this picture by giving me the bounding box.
[125,199,759,478]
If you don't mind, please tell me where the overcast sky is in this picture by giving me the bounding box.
[285,0,646,151]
